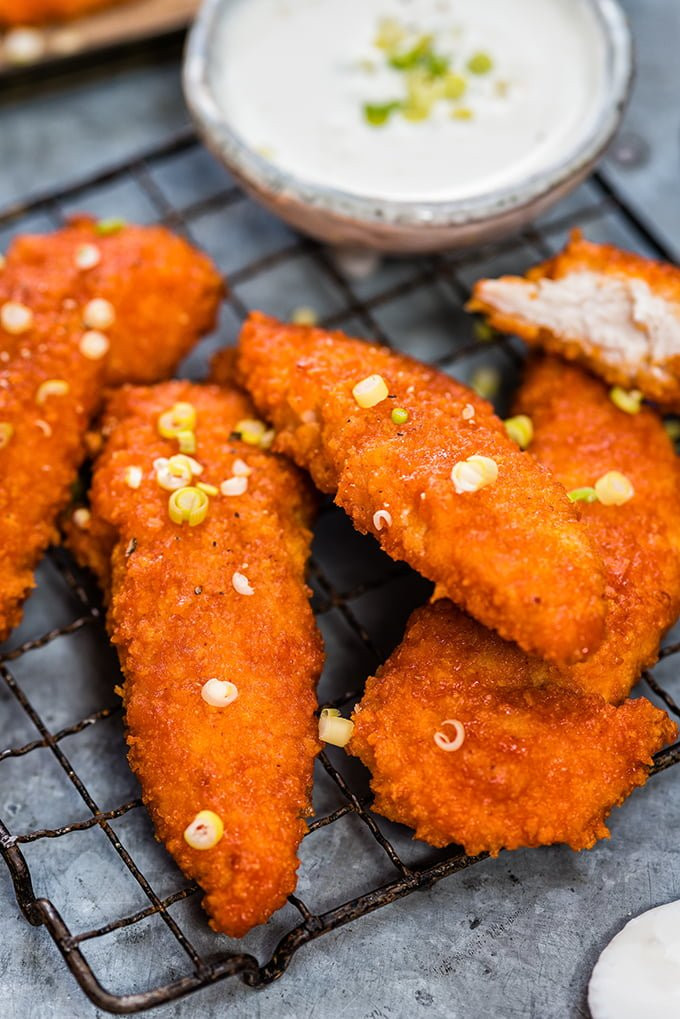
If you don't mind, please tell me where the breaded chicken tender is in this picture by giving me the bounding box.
[0,0,122,24]
[0,217,222,642]
[227,312,606,666]
[469,231,680,409]
[515,357,680,703]
[66,381,323,936]
[350,357,680,852]
[350,602,676,855]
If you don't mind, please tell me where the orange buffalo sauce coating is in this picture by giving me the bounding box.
[350,358,680,853]
[516,356,680,703]
[229,311,606,666]
[351,601,676,855]
[0,217,222,641]
[0,0,123,25]
[66,381,323,936]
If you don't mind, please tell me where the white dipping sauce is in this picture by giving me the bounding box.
[589,900,680,1019]
[212,0,606,203]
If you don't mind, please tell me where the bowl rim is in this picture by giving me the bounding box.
[183,0,633,230]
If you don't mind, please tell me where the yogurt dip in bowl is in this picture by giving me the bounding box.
[184,0,632,253]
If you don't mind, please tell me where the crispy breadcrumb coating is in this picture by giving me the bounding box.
[65,381,323,937]
[0,217,222,642]
[350,601,676,855]
[516,356,680,703]
[469,231,680,409]
[350,357,680,852]
[226,311,606,666]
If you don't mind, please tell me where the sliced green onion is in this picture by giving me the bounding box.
[291,306,318,326]
[467,454,498,484]
[609,386,643,415]
[36,378,69,404]
[259,428,275,450]
[594,471,634,506]
[2,301,33,335]
[95,218,126,236]
[664,419,680,442]
[201,678,238,708]
[388,34,433,70]
[451,455,498,494]
[183,810,224,850]
[197,481,219,496]
[403,68,440,121]
[567,487,599,504]
[471,367,500,400]
[363,100,402,126]
[422,51,449,77]
[504,415,533,450]
[402,100,432,122]
[467,51,494,75]
[158,402,197,438]
[353,374,389,409]
[373,16,406,53]
[443,71,467,100]
[319,708,354,747]
[168,486,209,526]
[177,430,197,454]
[474,319,498,343]
[124,465,143,490]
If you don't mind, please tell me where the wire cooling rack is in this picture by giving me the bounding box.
[2,127,680,1015]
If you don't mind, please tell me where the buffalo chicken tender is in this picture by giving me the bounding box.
[0,217,222,642]
[469,231,680,410]
[66,381,323,937]
[351,602,676,855]
[0,0,122,24]
[228,311,606,666]
[516,357,680,704]
[350,356,680,854]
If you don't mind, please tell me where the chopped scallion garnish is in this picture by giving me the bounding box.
[95,218,126,236]
[423,51,449,77]
[467,51,494,75]
[363,100,402,126]
[443,71,467,100]
[362,18,497,126]
[609,386,643,415]
[567,487,599,504]
[474,320,498,343]
[388,34,433,71]
[504,415,533,450]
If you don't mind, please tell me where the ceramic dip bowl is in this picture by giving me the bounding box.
[183,0,632,255]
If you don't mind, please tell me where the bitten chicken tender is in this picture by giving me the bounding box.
[227,312,606,666]
[0,217,222,642]
[0,0,122,24]
[468,231,680,410]
[515,357,680,703]
[66,381,323,937]
[350,602,676,855]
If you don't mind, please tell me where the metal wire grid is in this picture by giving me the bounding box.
[2,126,680,1015]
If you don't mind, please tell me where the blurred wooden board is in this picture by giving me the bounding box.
[0,0,199,80]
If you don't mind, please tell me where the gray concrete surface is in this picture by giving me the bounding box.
[2,2,680,1017]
